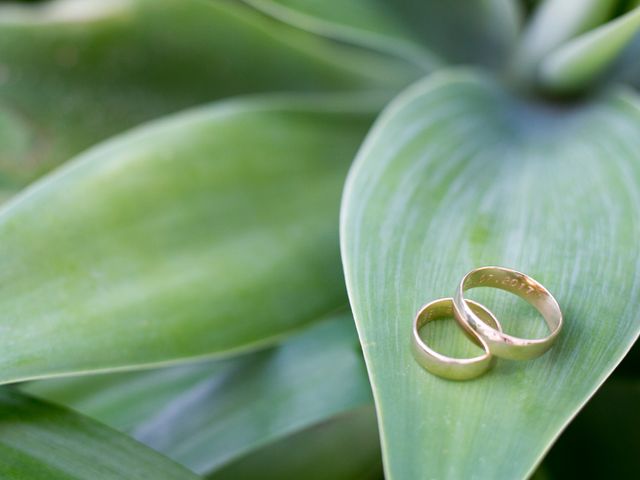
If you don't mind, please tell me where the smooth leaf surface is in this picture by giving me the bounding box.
[0,0,415,191]
[0,94,376,383]
[26,314,373,475]
[210,406,381,480]
[0,389,198,480]
[341,70,640,479]
[243,0,438,69]
[540,6,640,92]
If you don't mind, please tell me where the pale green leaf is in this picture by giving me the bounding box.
[540,6,640,92]
[0,94,377,383]
[209,406,381,480]
[0,389,198,480]
[243,0,438,69]
[341,69,640,479]
[25,314,373,475]
[0,0,415,191]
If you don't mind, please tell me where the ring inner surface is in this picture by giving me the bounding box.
[417,299,497,354]
[462,269,561,333]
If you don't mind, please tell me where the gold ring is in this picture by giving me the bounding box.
[411,297,503,380]
[453,266,562,360]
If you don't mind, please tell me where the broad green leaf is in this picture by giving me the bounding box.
[341,69,640,479]
[0,0,415,190]
[210,406,382,480]
[511,0,617,80]
[541,378,640,478]
[243,0,439,69]
[25,314,373,475]
[0,389,198,479]
[0,94,376,383]
[540,6,640,92]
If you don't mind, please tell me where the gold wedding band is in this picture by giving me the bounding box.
[411,297,503,381]
[453,266,562,360]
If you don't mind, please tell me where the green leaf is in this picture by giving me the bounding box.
[25,314,373,476]
[540,6,640,92]
[209,406,382,480]
[0,94,376,384]
[341,69,640,479]
[541,378,640,478]
[0,389,198,480]
[0,0,415,191]
[242,0,439,69]
[511,0,617,80]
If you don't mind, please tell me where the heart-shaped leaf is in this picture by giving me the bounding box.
[25,314,372,475]
[0,94,376,384]
[341,69,640,478]
[0,389,198,479]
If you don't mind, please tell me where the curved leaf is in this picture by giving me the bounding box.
[0,389,198,479]
[540,6,640,92]
[341,70,640,479]
[25,314,373,475]
[0,94,376,383]
[0,0,415,190]
[242,0,439,69]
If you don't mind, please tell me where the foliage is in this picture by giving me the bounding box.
[0,0,638,478]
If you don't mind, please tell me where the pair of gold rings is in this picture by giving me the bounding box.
[411,266,562,380]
